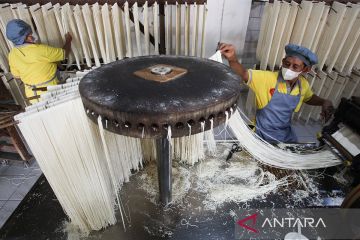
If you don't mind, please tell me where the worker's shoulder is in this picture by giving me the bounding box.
[249,69,278,81]
[9,44,45,54]
[29,43,55,50]
[299,75,310,87]
[22,43,60,52]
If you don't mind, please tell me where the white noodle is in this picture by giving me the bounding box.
[229,110,341,169]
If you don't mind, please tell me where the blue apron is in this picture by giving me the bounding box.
[255,72,301,143]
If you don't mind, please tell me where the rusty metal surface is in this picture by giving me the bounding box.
[79,55,241,138]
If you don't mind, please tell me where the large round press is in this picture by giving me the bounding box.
[79,55,241,204]
[79,55,241,138]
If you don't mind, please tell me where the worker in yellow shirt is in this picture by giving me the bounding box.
[6,19,72,104]
[219,43,334,143]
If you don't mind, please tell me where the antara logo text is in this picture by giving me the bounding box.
[261,217,327,228]
[237,213,326,234]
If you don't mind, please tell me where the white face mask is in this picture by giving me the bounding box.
[281,67,301,81]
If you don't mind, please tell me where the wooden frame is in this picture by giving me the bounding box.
[289,0,312,45]
[325,3,359,72]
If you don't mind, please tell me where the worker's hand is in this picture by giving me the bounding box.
[65,32,72,43]
[63,33,72,58]
[320,100,334,123]
[219,43,238,63]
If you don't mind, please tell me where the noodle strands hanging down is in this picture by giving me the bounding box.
[228,110,341,170]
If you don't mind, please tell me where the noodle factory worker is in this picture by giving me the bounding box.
[219,43,334,143]
[6,19,72,104]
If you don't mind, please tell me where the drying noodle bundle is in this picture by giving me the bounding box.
[17,97,120,232]
[173,132,205,165]
[140,133,207,166]
[229,110,342,169]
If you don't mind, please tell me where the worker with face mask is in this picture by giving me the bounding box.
[219,43,334,143]
[6,19,72,104]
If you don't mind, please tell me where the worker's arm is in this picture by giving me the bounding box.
[305,94,334,122]
[219,43,249,83]
[63,32,72,58]
[42,33,72,63]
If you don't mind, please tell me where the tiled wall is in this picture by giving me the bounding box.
[241,1,265,69]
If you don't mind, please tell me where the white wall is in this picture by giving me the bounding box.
[204,0,252,59]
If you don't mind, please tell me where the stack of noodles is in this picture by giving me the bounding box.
[14,68,216,233]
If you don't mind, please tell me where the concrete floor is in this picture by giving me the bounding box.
[292,120,322,143]
[0,159,42,229]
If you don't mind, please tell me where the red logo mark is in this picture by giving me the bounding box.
[237,213,258,233]
[269,88,275,96]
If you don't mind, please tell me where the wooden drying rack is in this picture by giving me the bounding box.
[0,105,32,163]
[0,0,208,55]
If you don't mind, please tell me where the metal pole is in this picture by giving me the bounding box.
[156,137,172,205]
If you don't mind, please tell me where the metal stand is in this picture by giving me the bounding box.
[156,137,172,205]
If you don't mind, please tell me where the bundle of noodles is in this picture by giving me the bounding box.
[229,110,341,169]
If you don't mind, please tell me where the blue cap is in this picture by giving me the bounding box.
[6,19,32,46]
[285,44,318,66]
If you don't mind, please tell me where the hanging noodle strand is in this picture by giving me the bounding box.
[229,110,341,170]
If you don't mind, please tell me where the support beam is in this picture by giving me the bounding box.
[156,137,172,205]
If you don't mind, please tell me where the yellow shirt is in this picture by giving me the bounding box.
[8,44,64,100]
[248,70,313,112]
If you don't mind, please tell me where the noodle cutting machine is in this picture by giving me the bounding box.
[320,96,360,186]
